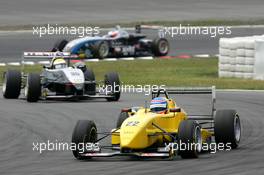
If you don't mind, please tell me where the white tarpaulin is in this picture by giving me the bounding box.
[254,40,264,80]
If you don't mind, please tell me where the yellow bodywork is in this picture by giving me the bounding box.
[111,105,213,150]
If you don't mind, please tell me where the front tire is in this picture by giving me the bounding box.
[116,112,129,128]
[2,70,21,99]
[51,39,68,52]
[104,72,121,101]
[84,68,96,95]
[214,110,241,149]
[72,120,97,160]
[25,73,41,102]
[178,120,202,158]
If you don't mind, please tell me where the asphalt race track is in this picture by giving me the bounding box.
[1,0,264,26]
[1,0,264,174]
[0,26,264,62]
[0,91,263,175]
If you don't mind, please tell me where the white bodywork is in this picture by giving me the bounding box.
[62,67,84,84]
[63,36,103,52]
[46,67,85,84]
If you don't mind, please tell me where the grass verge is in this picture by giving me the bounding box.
[1,57,264,90]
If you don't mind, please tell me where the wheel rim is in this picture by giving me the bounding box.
[99,43,109,57]
[159,40,168,54]
[2,75,7,93]
[194,125,202,152]
[25,78,29,98]
[234,115,241,143]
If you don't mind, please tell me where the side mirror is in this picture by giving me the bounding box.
[43,65,51,69]
[169,108,181,113]
[2,72,6,79]
[121,108,132,113]
[135,25,141,33]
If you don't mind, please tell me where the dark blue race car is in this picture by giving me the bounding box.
[51,26,169,59]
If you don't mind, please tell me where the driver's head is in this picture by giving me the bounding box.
[108,31,118,38]
[52,58,67,69]
[150,97,168,113]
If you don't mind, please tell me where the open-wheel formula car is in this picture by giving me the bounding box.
[52,25,169,59]
[72,87,241,160]
[2,52,121,102]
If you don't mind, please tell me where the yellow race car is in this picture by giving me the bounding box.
[72,87,241,159]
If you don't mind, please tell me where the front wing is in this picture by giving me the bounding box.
[80,152,170,158]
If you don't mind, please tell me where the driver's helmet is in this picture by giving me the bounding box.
[150,97,168,113]
[52,58,67,69]
[108,30,119,38]
[74,61,87,72]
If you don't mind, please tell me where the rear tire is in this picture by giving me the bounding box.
[116,112,129,128]
[25,73,41,102]
[51,39,68,52]
[93,41,109,59]
[152,38,169,56]
[2,70,21,99]
[214,110,241,149]
[72,120,97,160]
[104,72,121,101]
[84,68,96,95]
[178,120,202,158]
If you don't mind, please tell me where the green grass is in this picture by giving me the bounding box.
[1,19,264,31]
[1,58,264,89]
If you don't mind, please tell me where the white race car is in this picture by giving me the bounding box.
[2,52,121,102]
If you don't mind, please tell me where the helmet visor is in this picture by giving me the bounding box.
[150,103,167,112]
[54,63,67,69]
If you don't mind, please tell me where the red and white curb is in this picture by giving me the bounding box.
[0,57,155,66]
[0,54,216,66]
[159,54,217,59]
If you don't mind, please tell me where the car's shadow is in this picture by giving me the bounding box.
[75,155,212,162]
[19,97,122,104]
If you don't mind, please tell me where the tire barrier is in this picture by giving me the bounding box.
[219,35,264,80]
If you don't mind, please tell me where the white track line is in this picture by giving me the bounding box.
[103,58,117,61]
[85,59,99,62]
[38,61,50,65]
[194,54,210,58]
[7,62,20,66]
[22,61,35,65]
[137,56,154,60]
[119,57,135,61]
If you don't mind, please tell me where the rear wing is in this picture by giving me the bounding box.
[22,52,79,66]
[152,86,216,117]
[135,25,163,34]
[23,52,77,58]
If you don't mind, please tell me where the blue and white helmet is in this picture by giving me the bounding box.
[150,97,168,113]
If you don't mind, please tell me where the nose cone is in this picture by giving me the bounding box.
[119,110,157,149]
[120,125,148,149]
